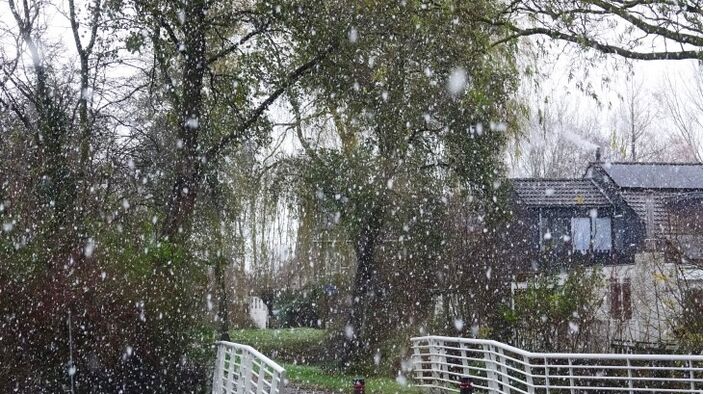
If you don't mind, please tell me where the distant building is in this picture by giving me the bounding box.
[509,152,702,347]
[511,157,702,268]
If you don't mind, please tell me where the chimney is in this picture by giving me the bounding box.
[595,147,602,162]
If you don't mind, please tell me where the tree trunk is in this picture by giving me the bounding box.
[161,0,206,240]
[342,205,384,366]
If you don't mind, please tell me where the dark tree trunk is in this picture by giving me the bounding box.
[161,0,206,240]
[342,205,384,366]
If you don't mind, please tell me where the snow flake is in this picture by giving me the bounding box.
[348,27,358,43]
[568,321,579,334]
[447,67,468,96]
[184,116,199,129]
[84,238,96,258]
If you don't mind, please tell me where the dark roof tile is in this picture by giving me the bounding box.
[511,179,611,207]
[598,162,702,189]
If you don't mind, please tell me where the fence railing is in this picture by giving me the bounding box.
[410,336,704,393]
[212,341,286,394]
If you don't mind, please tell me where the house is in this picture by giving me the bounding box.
[510,153,702,268]
[509,151,703,347]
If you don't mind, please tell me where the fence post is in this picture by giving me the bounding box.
[275,370,287,394]
[430,338,441,386]
[412,339,424,383]
[459,376,474,394]
[523,354,535,394]
[459,342,469,376]
[483,343,500,392]
[567,358,575,394]
[256,362,266,394]
[226,348,238,393]
[626,358,634,394]
[212,344,225,393]
[353,377,365,394]
[544,357,550,394]
[238,350,252,394]
[689,360,696,393]
[497,346,511,391]
[439,341,449,384]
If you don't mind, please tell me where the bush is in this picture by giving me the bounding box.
[501,267,605,352]
[273,281,344,329]
[0,236,213,393]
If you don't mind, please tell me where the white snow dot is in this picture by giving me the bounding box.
[453,318,464,331]
[569,321,579,334]
[396,374,407,386]
[184,116,199,129]
[84,238,96,258]
[344,325,354,339]
[447,67,468,96]
[348,27,358,43]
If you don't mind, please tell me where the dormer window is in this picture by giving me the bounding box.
[571,215,612,253]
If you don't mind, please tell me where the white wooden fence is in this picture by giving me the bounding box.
[212,341,286,394]
[411,335,703,393]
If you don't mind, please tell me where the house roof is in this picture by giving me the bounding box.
[511,179,611,207]
[619,190,686,234]
[596,162,703,189]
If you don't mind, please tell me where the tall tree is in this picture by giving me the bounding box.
[657,64,703,162]
[281,0,520,367]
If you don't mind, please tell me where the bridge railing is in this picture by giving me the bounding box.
[410,335,703,393]
[212,341,286,394]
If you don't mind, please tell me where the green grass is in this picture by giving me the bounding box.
[229,328,327,348]
[229,328,421,393]
[284,364,422,394]
[229,328,328,363]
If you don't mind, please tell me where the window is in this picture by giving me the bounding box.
[593,217,612,252]
[571,218,591,252]
[610,278,632,320]
[570,215,612,253]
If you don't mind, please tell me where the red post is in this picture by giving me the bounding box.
[353,378,365,394]
[459,376,473,394]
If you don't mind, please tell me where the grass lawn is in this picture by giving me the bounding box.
[229,328,328,363]
[284,364,422,394]
[229,327,327,349]
[230,328,421,393]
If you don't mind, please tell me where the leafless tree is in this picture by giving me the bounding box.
[657,64,703,162]
[508,94,608,178]
[610,78,668,161]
